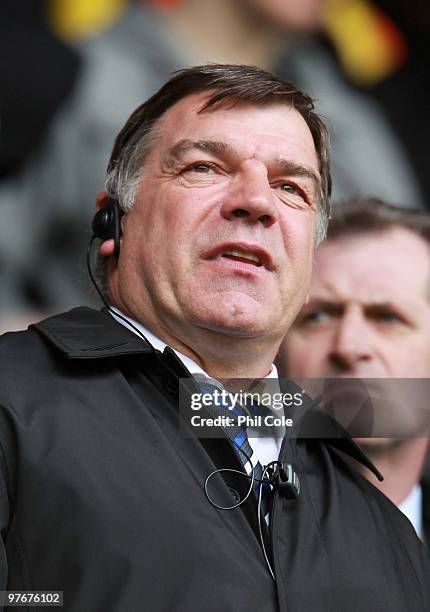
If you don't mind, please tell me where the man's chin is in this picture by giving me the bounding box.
[187,293,279,338]
[354,437,401,456]
[192,315,269,339]
[189,309,275,339]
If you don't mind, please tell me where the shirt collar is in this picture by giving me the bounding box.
[398,484,423,539]
[109,306,278,380]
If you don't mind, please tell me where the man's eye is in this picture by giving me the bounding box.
[308,311,328,322]
[279,182,304,196]
[186,162,215,173]
[301,310,329,325]
[375,311,401,324]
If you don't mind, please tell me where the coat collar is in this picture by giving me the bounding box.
[32,306,383,481]
[31,307,155,359]
[420,474,430,547]
[280,380,384,482]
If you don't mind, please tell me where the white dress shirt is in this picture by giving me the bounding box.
[398,484,423,539]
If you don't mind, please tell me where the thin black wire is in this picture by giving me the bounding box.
[86,236,110,309]
[205,458,280,581]
[204,468,255,511]
[203,430,259,510]
[258,462,280,581]
[86,236,158,348]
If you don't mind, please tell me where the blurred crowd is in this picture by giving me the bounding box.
[1,0,429,330]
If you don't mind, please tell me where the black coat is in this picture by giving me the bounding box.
[422,475,430,549]
[0,307,429,611]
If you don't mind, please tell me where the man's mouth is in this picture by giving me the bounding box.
[203,242,274,271]
[221,249,262,267]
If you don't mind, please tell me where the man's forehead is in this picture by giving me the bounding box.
[148,93,319,181]
[157,92,316,148]
[160,89,290,119]
[311,229,430,304]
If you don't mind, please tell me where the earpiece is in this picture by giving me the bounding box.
[92,198,123,258]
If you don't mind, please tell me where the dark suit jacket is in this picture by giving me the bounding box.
[0,307,429,611]
[421,475,430,549]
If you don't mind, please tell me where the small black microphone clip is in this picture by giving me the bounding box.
[271,463,300,500]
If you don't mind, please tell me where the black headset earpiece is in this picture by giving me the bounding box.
[92,198,122,258]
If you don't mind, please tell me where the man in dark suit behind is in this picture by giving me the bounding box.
[280,197,430,546]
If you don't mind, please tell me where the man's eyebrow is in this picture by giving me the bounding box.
[364,302,406,315]
[273,159,321,189]
[304,298,407,314]
[303,299,342,314]
[164,139,233,167]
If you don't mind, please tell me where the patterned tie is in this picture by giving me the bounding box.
[197,379,269,515]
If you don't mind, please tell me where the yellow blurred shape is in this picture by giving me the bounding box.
[48,0,128,41]
[323,0,407,85]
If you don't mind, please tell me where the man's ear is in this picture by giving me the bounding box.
[94,191,116,257]
[96,190,109,211]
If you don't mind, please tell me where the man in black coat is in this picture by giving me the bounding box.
[279,197,430,548]
[1,65,429,611]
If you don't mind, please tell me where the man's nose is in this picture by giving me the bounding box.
[220,163,279,228]
[329,310,373,371]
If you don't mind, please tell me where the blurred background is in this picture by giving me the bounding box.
[1,0,429,332]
